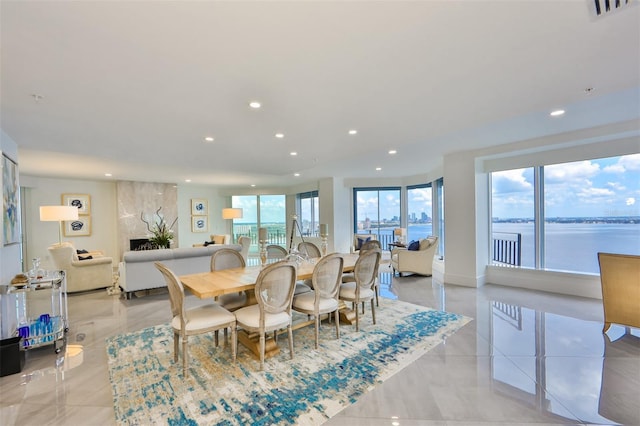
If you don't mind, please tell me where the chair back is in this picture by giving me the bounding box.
[298,241,321,258]
[267,244,288,261]
[254,261,297,316]
[312,253,344,300]
[360,240,381,252]
[211,248,245,271]
[354,248,381,290]
[238,236,251,262]
[598,252,640,330]
[155,262,184,322]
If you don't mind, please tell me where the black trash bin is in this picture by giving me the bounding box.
[0,336,25,376]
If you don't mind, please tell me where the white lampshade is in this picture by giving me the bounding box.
[394,227,406,236]
[40,205,79,222]
[222,208,243,219]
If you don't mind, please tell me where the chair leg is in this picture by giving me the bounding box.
[375,283,380,307]
[182,335,188,377]
[334,310,340,340]
[314,316,320,349]
[288,325,294,359]
[173,332,179,363]
[371,299,376,325]
[259,332,265,371]
[215,330,219,347]
[231,325,237,361]
[355,302,360,332]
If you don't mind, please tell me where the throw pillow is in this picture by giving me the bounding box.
[203,240,214,247]
[408,240,420,251]
[212,235,226,245]
[76,249,89,254]
[78,255,93,260]
[356,236,371,250]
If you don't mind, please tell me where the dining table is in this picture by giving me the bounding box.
[179,252,364,358]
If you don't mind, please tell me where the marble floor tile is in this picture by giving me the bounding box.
[1,272,638,426]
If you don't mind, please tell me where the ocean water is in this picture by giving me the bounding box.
[492,222,640,274]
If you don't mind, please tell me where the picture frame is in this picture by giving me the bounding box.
[64,216,91,237]
[191,198,208,216]
[2,154,20,246]
[192,216,208,233]
[62,193,91,215]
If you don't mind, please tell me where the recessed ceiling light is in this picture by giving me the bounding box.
[185,179,191,183]
[275,133,284,139]
[204,136,214,142]
[294,173,300,177]
[388,150,397,155]
[376,167,382,171]
[249,101,261,109]
[104,173,112,177]
[250,184,256,187]
[348,129,357,135]
[550,109,565,117]
[290,152,297,156]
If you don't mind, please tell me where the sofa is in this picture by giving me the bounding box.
[390,236,438,276]
[118,244,241,298]
[48,243,114,293]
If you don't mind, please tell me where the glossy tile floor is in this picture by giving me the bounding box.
[1,268,639,426]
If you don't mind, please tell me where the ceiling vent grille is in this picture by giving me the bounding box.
[592,0,635,16]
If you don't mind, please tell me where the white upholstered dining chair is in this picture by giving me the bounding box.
[292,253,343,348]
[155,262,236,377]
[210,248,248,312]
[297,241,321,258]
[233,261,297,370]
[339,248,381,332]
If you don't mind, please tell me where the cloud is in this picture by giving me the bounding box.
[627,198,636,206]
[492,169,533,194]
[604,153,640,173]
[606,181,626,191]
[545,160,600,183]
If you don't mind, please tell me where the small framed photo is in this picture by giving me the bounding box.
[191,198,208,216]
[62,193,91,215]
[64,216,91,236]
[192,216,208,233]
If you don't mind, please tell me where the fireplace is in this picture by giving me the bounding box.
[130,238,156,251]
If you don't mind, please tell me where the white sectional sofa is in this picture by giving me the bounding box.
[118,244,241,298]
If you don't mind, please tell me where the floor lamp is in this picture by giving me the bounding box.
[222,208,243,242]
[40,205,79,246]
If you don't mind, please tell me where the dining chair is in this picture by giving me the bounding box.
[233,260,297,370]
[211,248,247,312]
[292,253,343,348]
[297,241,321,258]
[266,244,288,262]
[342,239,382,306]
[339,248,381,331]
[154,262,236,377]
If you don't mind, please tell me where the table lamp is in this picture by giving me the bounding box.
[394,227,407,244]
[40,205,79,246]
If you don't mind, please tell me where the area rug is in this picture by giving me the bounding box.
[106,299,471,425]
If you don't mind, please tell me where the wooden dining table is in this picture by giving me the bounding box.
[179,252,363,358]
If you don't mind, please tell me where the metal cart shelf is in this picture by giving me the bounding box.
[8,271,68,353]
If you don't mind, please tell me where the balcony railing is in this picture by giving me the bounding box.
[492,232,521,266]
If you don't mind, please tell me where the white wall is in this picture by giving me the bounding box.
[177,184,229,246]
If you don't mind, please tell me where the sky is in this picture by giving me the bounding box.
[492,153,640,219]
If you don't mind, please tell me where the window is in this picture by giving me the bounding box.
[490,154,640,274]
[353,187,401,249]
[296,191,319,236]
[232,195,286,252]
[435,178,445,257]
[407,184,433,242]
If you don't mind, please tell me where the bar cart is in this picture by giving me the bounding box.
[8,270,68,354]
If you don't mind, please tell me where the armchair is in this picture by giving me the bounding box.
[390,236,438,277]
[350,234,378,253]
[48,243,114,292]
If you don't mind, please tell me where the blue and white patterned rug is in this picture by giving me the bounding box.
[106,299,471,425]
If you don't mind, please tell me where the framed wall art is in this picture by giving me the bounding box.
[62,193,91,215]
[2,154,20,246]
[191,216,208,233]
[191,198,208,216]
[64,216,91,237]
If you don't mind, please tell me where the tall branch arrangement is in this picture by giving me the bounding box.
[141,207,178,248]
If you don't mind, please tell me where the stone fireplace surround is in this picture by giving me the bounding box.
[117,181,178,260]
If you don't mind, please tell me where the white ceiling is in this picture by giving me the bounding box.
[2,1,639,188]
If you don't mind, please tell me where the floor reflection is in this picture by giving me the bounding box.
[490,300,640,424]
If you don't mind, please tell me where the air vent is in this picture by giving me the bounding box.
[593,0,634,16]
